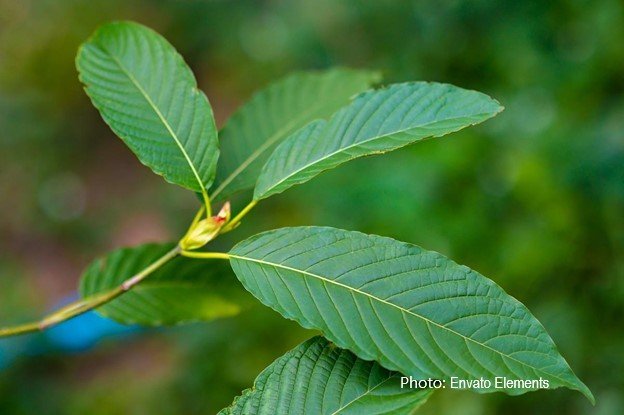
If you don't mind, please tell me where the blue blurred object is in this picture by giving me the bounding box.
[0,294,140,369]
[46,308,138,351]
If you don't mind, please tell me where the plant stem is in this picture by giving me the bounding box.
[221,200,258,233]
[200,189,212,217]
[180,250,230,260]
[0,321,40,337]
[1,196,253,338]
[0,246,180,339]
[190,205,206,227]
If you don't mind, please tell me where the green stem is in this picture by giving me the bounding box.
[191,205,206,227]
[0,321,40,337]
[221,200,258,233]
[0,246,180,339]
[180,250,230,260]
[1,193,253,338]
[201,191,212,217]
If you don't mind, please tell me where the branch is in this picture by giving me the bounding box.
[0,245,180,339]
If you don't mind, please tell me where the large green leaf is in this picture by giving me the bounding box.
[254,82,503,200]
[212,69,380,201]
[228,227,593,402]
[77,21,218,195]
[219,336,432,415]
[80,243,240,325]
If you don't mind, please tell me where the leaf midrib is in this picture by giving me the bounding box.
[229,253,573,387]
[100,45,207,194]
[330,373,399,415]
[257,112,492,198]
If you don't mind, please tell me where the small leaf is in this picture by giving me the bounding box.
[228,227,593,402]
[212,69,380,201]
[254,82,503,200]
[77,21,219,195]
[80,243,241,326]
[219,336,432,415]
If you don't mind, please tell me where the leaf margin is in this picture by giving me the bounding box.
[227,226,594,404]
[76,20,219,199]
[253,81,504,200]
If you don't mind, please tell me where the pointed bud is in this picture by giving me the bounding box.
[215,201,231,224]
[180,202,231,250]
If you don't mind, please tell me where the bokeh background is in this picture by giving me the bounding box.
[1,0,622,414]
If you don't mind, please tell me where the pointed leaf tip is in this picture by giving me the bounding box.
[254,82,503,200]
[229,226,592,401]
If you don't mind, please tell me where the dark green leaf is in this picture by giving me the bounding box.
[212,69,380,201]
[219,336,432,415]
[254,82,502,200]
[77,21,219,195]
[228,227,593,402]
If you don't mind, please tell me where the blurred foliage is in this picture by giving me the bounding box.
[0,0,622,414]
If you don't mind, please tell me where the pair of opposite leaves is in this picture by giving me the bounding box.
[75,21,593,414]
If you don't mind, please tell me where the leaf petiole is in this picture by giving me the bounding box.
[220,200,258,233]
[192,205,207,225]
[200,190,212,217]
[180,250,230,260]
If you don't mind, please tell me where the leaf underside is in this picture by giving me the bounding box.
[228,227,593,402]
[254,82,503,200]
[212,68,381,201]
[219,336,432,415]
[80,243,240,326]
[77,21,219,193]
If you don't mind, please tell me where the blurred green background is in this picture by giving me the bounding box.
[0,0,622,414]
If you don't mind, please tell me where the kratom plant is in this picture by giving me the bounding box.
[0,21,594,413]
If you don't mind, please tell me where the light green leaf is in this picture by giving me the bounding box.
[228,227,593,402]
[80,243,240,326]
[212,69,380,201]
[254,82,503,200]
[219,336,432,415]
[77,21,218,197]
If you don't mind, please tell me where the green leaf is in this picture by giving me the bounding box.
[77,21,218,197]
[219,336,432,415]
[80,243,240,326]
[254,82,503,200]
[228,227,593,402]
[212,69,381,201]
